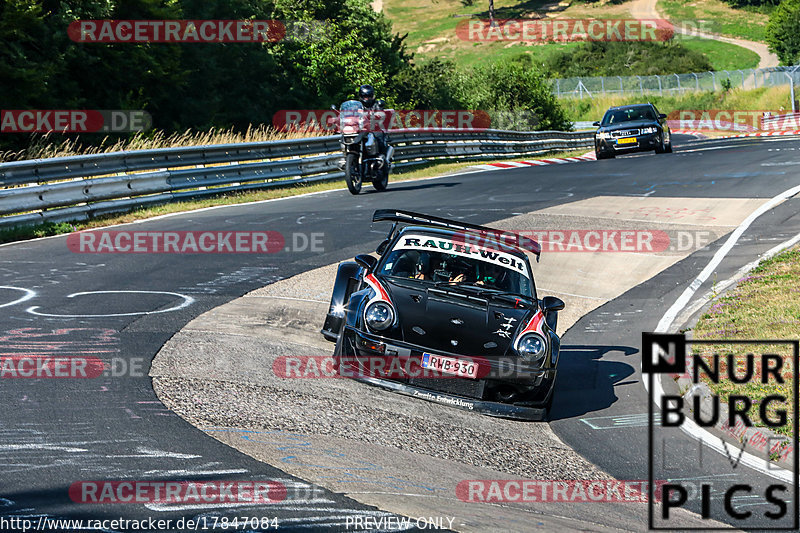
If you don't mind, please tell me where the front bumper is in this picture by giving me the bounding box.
[596,132,660,154]
[337,327,555,420]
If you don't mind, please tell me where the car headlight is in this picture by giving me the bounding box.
[516,333,547,364]
[641,127,658,134]
[365,302,394,331]
[597,131,611,139]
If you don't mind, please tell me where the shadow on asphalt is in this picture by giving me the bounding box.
[375,181,461,193]
[548,344,638,421]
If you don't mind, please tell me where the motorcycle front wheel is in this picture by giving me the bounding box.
[372,163,389,192]
[345,153,362,195]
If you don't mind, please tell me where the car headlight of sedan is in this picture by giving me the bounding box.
[365,302,394,331]
[516,333,547,364]
[641,127,658,134]
[597,131,611,139]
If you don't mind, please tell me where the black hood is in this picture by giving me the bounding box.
[598,119,659,132]
[381,278,531,356]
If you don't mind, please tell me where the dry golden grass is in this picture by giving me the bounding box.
[0,126,326,163]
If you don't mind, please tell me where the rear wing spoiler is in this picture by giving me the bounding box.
[372,209,541,259]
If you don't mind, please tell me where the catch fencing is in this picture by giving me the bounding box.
[0,129,593,229]
[553,65,800,99]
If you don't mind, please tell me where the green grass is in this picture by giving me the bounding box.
[561,85,793,122]
[691,246,800,438]
[660,0,771,42]
[678,36,760,70]
[0,148,591,245]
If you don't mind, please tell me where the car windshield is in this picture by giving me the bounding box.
[378,234,533,298]
[602,106,656,125]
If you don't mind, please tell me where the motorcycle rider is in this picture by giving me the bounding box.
[357,84,393,166]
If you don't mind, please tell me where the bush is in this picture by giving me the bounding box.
[391,58,570,131]
[543,41,714,78]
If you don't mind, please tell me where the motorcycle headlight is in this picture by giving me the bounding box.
[516,333,547,364]
[343,125,358,135]
[641,127,658,134]
[365,302,394,331]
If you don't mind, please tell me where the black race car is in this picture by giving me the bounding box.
[321,210,565,421]
[593,103,672,159]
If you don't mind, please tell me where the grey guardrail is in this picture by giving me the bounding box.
[0,129,593,229]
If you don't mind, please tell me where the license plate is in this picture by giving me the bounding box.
[421,353,478,378]
[617,137,637,144]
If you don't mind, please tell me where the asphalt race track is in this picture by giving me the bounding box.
[2,133,800,531]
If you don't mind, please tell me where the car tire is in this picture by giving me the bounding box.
[665,140,673,153]
[544,379,557,421]
[655,135,665,154]
[332,322,345,359]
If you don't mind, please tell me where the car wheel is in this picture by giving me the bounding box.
[332,323,345,359]
[655,135,665,154]
[595,150,608,160]
[544,379,557,421]
[665,140,673,153]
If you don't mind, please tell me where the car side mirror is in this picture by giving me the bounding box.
[355,254,378,271]
[541,296,565,312]
[659,113,667,119]
[592,121,601,127]
[376,239,391,255]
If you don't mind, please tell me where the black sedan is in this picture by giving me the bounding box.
[321,210,565,421]
[593,103,672,159]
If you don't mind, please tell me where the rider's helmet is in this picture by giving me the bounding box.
[358,85,376,108]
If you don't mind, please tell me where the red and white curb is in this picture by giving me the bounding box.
[716,130,800,139]
[671,129,706,137]
[674,129,800,139]
[470,151,595,171]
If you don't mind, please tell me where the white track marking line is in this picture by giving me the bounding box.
[26,290,194,318]
[644,182,800,483]
[0,286,36,308]
[655,183,800,331]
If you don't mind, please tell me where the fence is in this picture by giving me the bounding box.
[0,129,594,229]
[553,65,800,99]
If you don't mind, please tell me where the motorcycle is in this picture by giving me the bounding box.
[331,100,394,195]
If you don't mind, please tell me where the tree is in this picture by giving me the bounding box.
[460,0,495,25]
[766,0,800,65]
